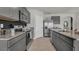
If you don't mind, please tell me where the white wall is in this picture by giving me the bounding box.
[27,8,44,39]
[44,13,77,30]
[75,13,79,30]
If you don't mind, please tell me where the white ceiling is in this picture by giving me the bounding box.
[28,7,79,14]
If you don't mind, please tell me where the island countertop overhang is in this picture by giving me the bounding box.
[50,29,79,40]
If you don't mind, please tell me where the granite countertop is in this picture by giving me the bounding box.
[50,29,79,40]
[0,32,25,40]
[0,27,34,40]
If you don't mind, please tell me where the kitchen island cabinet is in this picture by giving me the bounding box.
[50,29,77,51]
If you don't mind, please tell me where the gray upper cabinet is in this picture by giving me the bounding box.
[19,7,30,23]
[0,7,19,21]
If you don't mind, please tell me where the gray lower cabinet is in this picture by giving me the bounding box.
[74,40,79,51]
[51,31,74,51]
[8,37,26,51]
[0,33,26,51]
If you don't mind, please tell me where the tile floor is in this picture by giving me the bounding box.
[28,37,56,51]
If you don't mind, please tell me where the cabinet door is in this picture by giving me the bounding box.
[74,40,79,51]
[8,37,26,51]
[26,10,30,23]
[50,31,53,43]
[60,35,73,47]
[55,37,73,51]
[51,31,73,51]
[51,31,56,44]
[8,33,26,47]
[19,7,30,23]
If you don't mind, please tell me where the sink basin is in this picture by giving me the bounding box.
[58,30,70,32]
[58,30,65,32]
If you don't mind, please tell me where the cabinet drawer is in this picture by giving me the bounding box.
[8,33,26,47]
[63,40,73,50]
[8,37,26,51]
[60,35,73,46]
[56,37,73,51]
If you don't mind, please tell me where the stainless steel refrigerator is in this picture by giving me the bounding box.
[43,20,53,37]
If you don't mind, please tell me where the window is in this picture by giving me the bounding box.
[51,16,60,24]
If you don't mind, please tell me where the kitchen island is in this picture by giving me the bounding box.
[0,32,26,51]
[50,29,79,51]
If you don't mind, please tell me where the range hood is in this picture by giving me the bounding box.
[0,15,27,25]
[0,15,15,21]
